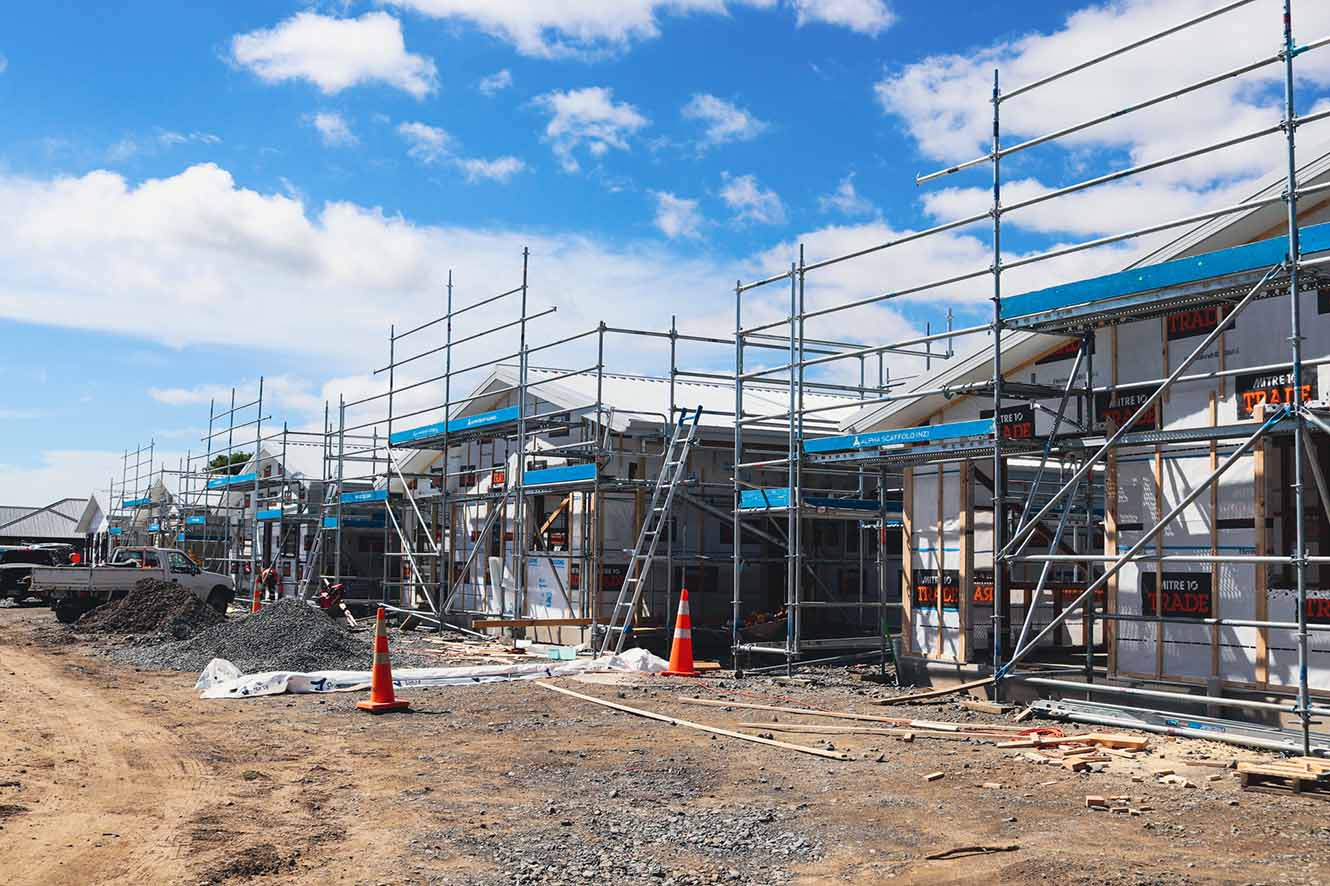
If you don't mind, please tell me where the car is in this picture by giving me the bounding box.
[0,545,71,604]
[31,546,236,623]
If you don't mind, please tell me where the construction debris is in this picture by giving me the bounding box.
[678,696,1029,738]
[535,681,853,760]
[875,676,996,706]
[1237,758,1330,800]
[924,844,1018,861]
[998,733,1148,751]
[735,722,978,742]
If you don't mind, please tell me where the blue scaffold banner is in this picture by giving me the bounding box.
[522,463,597,486]
[256,508,283,521]
[339,488,388,505]
[389,404,522,446]
[207,471,257,490]
[803,418,993,454]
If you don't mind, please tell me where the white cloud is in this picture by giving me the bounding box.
[681,94,768,148]
[150,376,324,415]
[0,164,737,378]
[720,172,786,225]
[309,111,357,146]
[397,121,454,163]
[818,173,875,217]
[0,161,1196,460]
[107,139,140,164]
[383,1,756,58]
[652,191,704,239]
[874,1,1330,238]
[457,155,527,183]
[532,87,649,172]
[106,130,222,164]
[0,449,130,504]
[383,1,892,58]
[792,0,894,35]
[158,131,222,147]
[231,12,438,98]
[477,68,513,96]
[397,122,526,183]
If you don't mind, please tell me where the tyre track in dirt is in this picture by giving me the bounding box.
[0,624,214,885]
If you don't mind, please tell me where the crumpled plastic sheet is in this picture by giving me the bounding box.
[195,646,669,699]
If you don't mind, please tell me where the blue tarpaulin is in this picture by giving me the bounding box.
[522,463,597,486]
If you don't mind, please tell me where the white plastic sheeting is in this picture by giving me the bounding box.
[196,647,669,699]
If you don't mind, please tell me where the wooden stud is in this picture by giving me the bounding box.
[902,466,914,658]
[1154,446,1165,681]
[937,463,945,660]
[959,460,973,664]
[1255,442,1268,687]
[1210,391,1221,682]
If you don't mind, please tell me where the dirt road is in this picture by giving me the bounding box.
[2,607,1328,885]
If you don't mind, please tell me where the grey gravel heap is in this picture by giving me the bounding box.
[78,578,225,640]
[109,597,371,673]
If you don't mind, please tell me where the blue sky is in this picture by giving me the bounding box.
[3,0,1329,503]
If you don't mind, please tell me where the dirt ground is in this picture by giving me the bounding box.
[2,607,1328,886]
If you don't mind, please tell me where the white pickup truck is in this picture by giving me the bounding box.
[33,546,236,623]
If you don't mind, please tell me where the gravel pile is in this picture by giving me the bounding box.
[78,578,225,640]
[432,800,821,885]
[109,598,372,673]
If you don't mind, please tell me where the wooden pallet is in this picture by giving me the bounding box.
[1237,758,1330,800]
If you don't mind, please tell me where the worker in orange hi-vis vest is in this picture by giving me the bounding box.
[68,550,81,566]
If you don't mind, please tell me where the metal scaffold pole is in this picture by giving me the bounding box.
[990,67,1008,694]
[335,395,345,587]
[1280,0,1312,757]
[516,247,529,619]
[441,270,453,617]
[785,261,797,676]
[732,281,745,676]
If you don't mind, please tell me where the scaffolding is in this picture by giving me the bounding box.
[100,440,156,560]
[730,0,1330,754]
[334,249,863,652]
[163,381,329,600]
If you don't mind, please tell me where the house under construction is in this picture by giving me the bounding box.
[728,0,1330,754]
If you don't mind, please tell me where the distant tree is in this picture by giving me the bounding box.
[208,452,252,475]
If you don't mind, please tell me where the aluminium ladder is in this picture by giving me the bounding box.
[598,406,703,656]
[298,480,341,598]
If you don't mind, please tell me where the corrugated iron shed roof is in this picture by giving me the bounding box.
[0,498,89,540]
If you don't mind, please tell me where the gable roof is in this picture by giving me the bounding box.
[451,364,861,437]
[842,145,1330,433]
[0,498,90,540]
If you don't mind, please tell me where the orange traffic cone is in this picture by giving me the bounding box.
[663,588,700,677]
[250,576,262,613]
[357,606,410,714]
